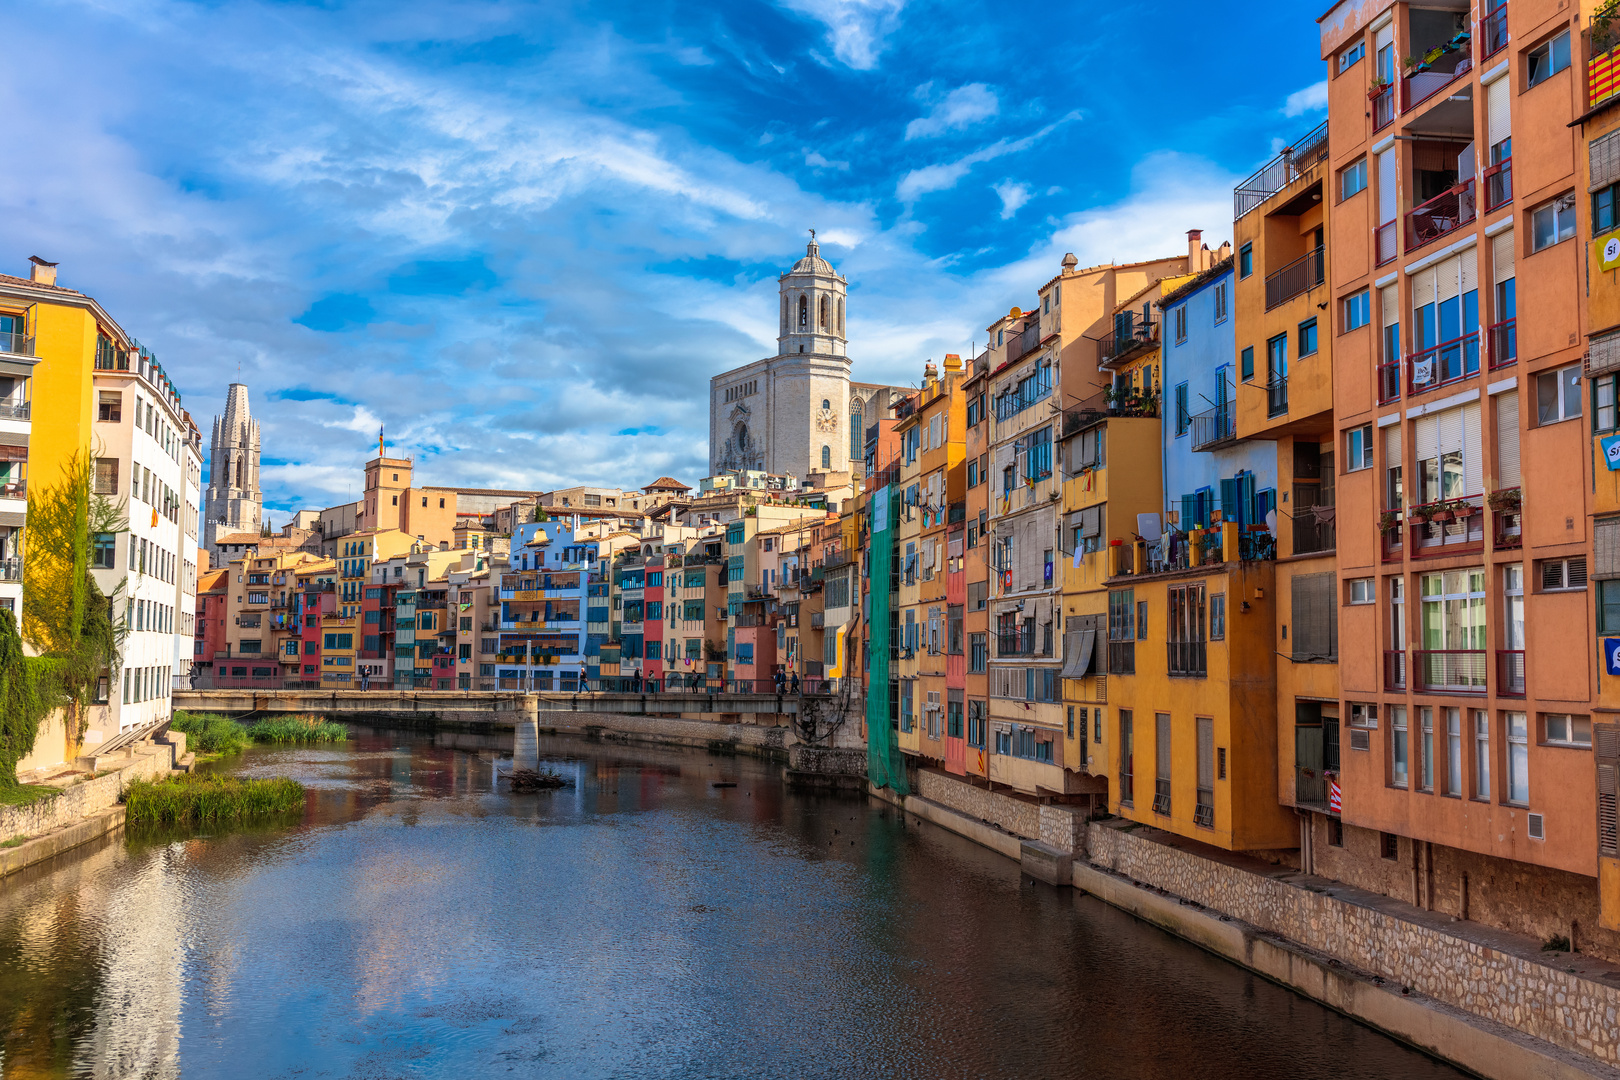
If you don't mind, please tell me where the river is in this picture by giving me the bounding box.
[0,725,1467,1079]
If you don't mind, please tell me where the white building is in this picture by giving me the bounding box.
[90,348,202,730]
[0,342,34,616]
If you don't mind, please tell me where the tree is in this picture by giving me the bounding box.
[20,450,127,756]
[0,609,59,793]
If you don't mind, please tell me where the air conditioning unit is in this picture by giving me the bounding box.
[1528,812,1545,841]
[1349,728,1371,751]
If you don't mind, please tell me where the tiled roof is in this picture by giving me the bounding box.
[644,477,690,491]
[0,272,87,297]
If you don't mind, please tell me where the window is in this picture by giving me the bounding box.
[93,457,119,495]
[1173,305,1187,344]
[1600,579,1620,634]
[1338,39,1364,73]
[1348,578,1374,605]
[1298,318,1318,357]
[1595,182,1620,236]
[97,391,121,423]
[1239,243,1253,278]
[1340,157,1367,201]
[821,445,831,469]
[1107,590,1135,674]
[1119,710,1134,805]
[969,632,987,673]
[1536,364,1581,424]
[1443,707,1463,796]
[1174,383,1190,436]
[1390,705,1409,788]
[1544,714,1592,747]
[1473,709,1490,800]
[1291,572,1338,662]
[1382,832,1400,860]
[1506,711,1529,805]
[967,459,979,487]
[1209,594,1225,640]
[92,532,116,569]
[1540,556,1587,591]
[1530,193,1577,252]
[1345,424,1373,471]
[1526,30,1570,89]
[1153,713,1172,815]
[1342,288,1370,332]
[1167,583,1206,677]
[1241,345,1254,382]
[1214,282,1228,323]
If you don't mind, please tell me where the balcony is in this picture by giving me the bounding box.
[1372,84,1395,132]
[1167,640,1206,678]
[1233,120,1328,219]
[1375,221,1398,266]
[1264,246,1325,310]
[1409,495,1484,556]
[1115,527,1276,579]
[0,399,29,421]
[1497,650,1526,697]
[1292,509,1336,556]
[1007,315,1044,364]
[0,478,25,500]
[0,558,19,582]
[1062,389,1157,436]
[1414,649,1487,695]
[1383,649,1407,691]
[1099,312,1160,369]
[1484,158,1512,212]
[1487,319,1516,371]
[1266,376,1288,419]
[1479,3,1507,62]
[1152,779,1171,817]
[1377,357,1402,405]
[1189,404,1235,452]
[0,331,34,358]
[1402,50,1473,113]
[996,628,1036,657]
[1407,331,1479,396]
[1490,488,1522,549]
[1406,180,1476,252]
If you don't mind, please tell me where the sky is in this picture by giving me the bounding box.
[7,0,1329,520]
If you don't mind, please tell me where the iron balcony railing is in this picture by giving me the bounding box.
[1497,650,1526,697]
[1375,220,1398,266]
[1407,331,1480,395]
[1414,649,1488,694]
[1488,318,1517,370]
[1167,640,1206,678]
[1265,246,1325,310]
[1266,375,1288,418]
[0,557,20,582]
[1384,650,1407,691]
[1372,84,1395,131]
[1108,640,1135,675]
[1406,179,1476,252]
[1194,791,1214,829]
[1377,357,1402,405]
[996,628,1035,657]
[1293,513,1336,556]
[1152,778,1171,817]
[0,400,29,420]
[1484,157,1512,212]
[1189,404,1235,452]
[1234,120,1328,219]
[0,331,34,357]
[1099,312,1160,368]
[1403,52,1473,112]
[1480,3,1508,62]
[1008,316,1043,363]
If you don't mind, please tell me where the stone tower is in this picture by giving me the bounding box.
[709,234,852,480]
[204,382,262,559]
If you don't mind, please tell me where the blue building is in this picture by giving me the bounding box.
[496,519,600,690]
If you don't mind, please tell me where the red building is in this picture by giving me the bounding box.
[644,553,666,687]
[191,568,230,686]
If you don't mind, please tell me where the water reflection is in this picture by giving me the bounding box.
[0,727,1466,1080]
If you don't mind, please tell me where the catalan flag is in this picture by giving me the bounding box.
[1592,45,1620,107]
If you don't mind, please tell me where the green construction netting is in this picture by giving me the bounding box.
[865,485,908,795]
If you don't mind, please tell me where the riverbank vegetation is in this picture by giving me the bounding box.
[246,715,348,744]
[170,712,252,757]
[123,773,306,827]
[0,783,59,808]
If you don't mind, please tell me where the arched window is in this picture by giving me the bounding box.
[822,399,830,410]
[837,298,844,336]
[820,296,829,330]
[849,400,863,459]
[799,295,808,328]
[821,445,831,469]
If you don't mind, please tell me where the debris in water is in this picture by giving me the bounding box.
[507,768,568,792]
[713,781,738,789]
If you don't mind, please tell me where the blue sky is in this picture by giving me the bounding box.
[10,0,1328,518]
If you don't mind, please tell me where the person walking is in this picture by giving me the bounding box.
[789,670,800,695]
[579,666,590,692]
[773,667,785,694]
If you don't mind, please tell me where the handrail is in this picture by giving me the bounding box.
[1403,53,1473,112]
[1189,404,1235,451]
[1233,120,1328,219]
[1406,179,1476,251]
[1264,246,1325,310]
[1487,318,1517,370]
[1377,357,1402,405]
[1099,312,1160,367]
[1406,330,1480,395]
[1483,157,1512,212]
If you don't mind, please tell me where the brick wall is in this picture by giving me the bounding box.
[1090,821,1620,1066]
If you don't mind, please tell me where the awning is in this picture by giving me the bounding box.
[1060,629,1095,678]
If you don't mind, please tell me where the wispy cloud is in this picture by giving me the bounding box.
[896,111,1081,204]
[905,83,999,140]
[1283,80,1328,117]
[994,180,1031,219]
[777,0,907,70]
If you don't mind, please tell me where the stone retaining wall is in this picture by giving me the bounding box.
[917,770,1041,840]
[539,712,789,756]
[1088,822,1620,1067]
[0,743,176,846]
[787,745,867,777]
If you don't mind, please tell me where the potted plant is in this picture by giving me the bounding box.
[1487,488,1522,514]
[1432,502,1455,523]
[1367,77,1389,100]
[1379,511,1401,533]
[1410,502,1435,525]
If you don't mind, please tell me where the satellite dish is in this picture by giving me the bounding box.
[1266,509,1279,535]
[1010,307,1022,318]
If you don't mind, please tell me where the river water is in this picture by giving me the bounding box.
[0,726,1466,1080]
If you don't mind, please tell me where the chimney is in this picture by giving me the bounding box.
[28,256,57,287]
[1186,230,1203,271]
[1216,240,1233,263]
[943,352,962,372]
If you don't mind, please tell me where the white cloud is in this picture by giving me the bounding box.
[905,83,998,140]
[804,149,850,171]
[1283,80,1328,117]
[896,111,1080,204]
[777,0,907,70]
[994,181,1031,220]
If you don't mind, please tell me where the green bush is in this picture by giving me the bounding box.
[246,715,348,744]
[170,712,251,756]
[123,772,305,827]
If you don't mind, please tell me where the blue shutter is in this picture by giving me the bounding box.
[1181,494,1195,532]
[1219,479,1240,527]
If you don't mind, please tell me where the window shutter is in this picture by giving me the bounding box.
[1459,249,1478,297]
[1570,557,1589,588]
[1380,283,1399,328]
[1220,478,1240,526]
[1485,76,1511,150]
[1412,269,1437,310]
[1598,519,1620,580]
[1594,130,1620,192]
[1462,401,1483,496]
[1492,229,1515,285]
[1436,255,1461,303]
[1598,724,1620,857]
[1377,148,1396,225]
[1496,391,1521,489]
[1437,406,1463,457]
[1383,422,1402,470]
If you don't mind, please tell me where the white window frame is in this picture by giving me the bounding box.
[1506,711,1529,806]
[1536,364,1582,425]
[1348,577,1375,605]
[1530,193,1577,252]
[1346,423,1374,471]
[1341,157,1368,201]
[1543,713,1592,747]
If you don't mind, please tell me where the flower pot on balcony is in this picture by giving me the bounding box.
[1432,509,1455,523]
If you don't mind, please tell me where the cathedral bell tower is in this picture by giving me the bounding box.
[778,231,847,359]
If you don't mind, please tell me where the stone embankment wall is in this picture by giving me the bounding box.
[539,711,790,757]
[1088,822,1620,1068]
[0,741,177,845]
[916,770,1041,838]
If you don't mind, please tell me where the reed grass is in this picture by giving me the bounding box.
[246,715,348,744]
[123,772,305,827]
[170,712,251,756]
